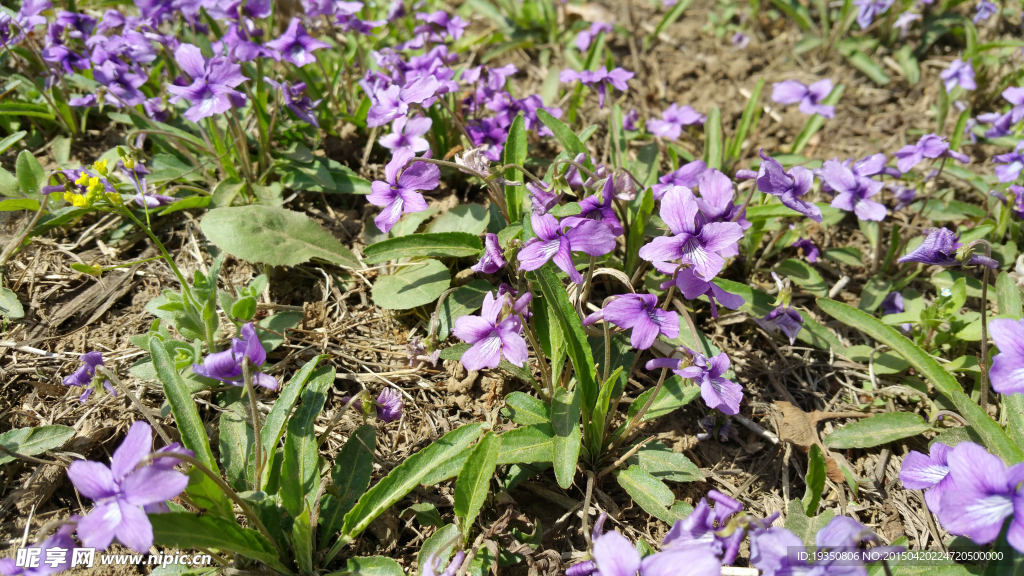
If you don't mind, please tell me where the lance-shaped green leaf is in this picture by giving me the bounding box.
[615,465,676,523]
[824,412,933,449]
[996,272,1022,319]
[150,512,288,574]
[626,441,703,483]
[218,387,254,491]
[503,113,527,222]
[372,259,451,310]
[551,387,582,489]
[257,355,325,488]
[292,504,314,574]
[497,424,554,464]
[537,109,593,170]
[362,232,483,264]
[0,425,74,465]
[455,432,501,534]
[281,366,334,516]
[703,108,723,170]
[728,78,765,162]
[803,444,826,516]
[321,425,377,545]
[503,392,551,426]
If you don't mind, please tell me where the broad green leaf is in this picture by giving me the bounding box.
[391,207,439,237]
[842,50,889,85]
[817,299,1021,463]
[149,512,284,572]
[16,150,44,199]
[0,425,74,465]
[930,426,983,449]
[803,444,826,516]
[791,84,845,154]
[321,425,376,545]
[372,259,451,310]
[427,205,490,235]
[844,345,911,375]
[334,557,404,576]
[419,445,473,486]
[537,109,592,170]
[703,108,723,170]
[455,432,501,533]
[823,247,863,267]
[0,131,26,156]
[418,524,460,571]
[776,258,828,297]
[1004,394,1024,454]
[362,232,483,264]
[824,412,932,449]
[503,113,527,222]
[218,388,253,491]
[627,375,700,421]
[0,167,19,197]
[259,355,325,483]
[201,206,360,269]
[626,441,703,483]
[281,366,334,516]
[292,505,314,574]
[0,198,40,211]
[550,387,582,489]
[996,272,1022,319]
[858,274,892,312]
[784,499,835,548]
[438,280,493,340]
[615,465,676,523]
[503,392,551,426]
[497,424,554,464]
[0,288,25,319]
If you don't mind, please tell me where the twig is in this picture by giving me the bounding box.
[598,436,654,478]
[242,358,263,491]
[99,366,172,445]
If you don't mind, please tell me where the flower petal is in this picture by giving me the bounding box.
[68,461,118,500]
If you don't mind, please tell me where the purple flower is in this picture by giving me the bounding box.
[853,0,894,28]
[570,513,722,576]
[941,59,976,92]
[899,442,955,514]
[792,238,819,263]
[67,422,191,552]
[0,522,77,576]
[378,115,432,153]
[751,516,887,576]
[563,179,624,236]
[888,182,917,209]
[647,349,743,414]
[979,111,1014,138]
[994,142,1024,183]
[935,442,1023,548]
[695,168,749,229]
[646,104,706,140]
[669,268,746,318]
[750,150,822,222]
[623,108,638,131]
[897,228,996,268]
[640,186,745,282]
[757,305,803,344]
[1001,87,1024,125]
[63,351,116,402]
[472,233,507,274]
[662,490,749,564]
[894,134,969,173]
[414,11,468,42]
[192,322,278,389]
[55,11,96,39]
[881,291,912,333]
[367,76,441,127]
[559,67,634,108]
[264,78,321,127]
[367,148,439,233]
[894,12,921,36]
[527,181,561,214]
[143,97,168,122]
[652,161,707,200]
[732,32,750,48]
[467,117,507,161]
[576,22,613,52]
[822,158,886,221]
[989,318,1024,395]
[771,79,835,118]
[0,0,49,46]
[583,293,680,350]
[94,61,148,108]
[518,213,617,284]
[452,291,531,371]
[165,44,247,123]
[213,22,275,62]
[974,0,997,22]
[266,18,330,67]
[375,388,404,422]
[422,552,466,576]
[41,29,90,75]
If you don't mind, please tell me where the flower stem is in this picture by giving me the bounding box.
[979,265,991,413]
[242,358,263,491]
[520,311,554,399]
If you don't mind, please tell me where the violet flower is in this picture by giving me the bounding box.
[757,305,804,344]
[55,11,96,39]
[367,148,439,233]
[266,18,330,67]
[583,293,680,350]
[994,142,1024,183]
[472,233,506,274]
[792,238,819,263]
[934,442,1024,548]
[379,115,432,153]
[695,168,749,229]
[974,0,997,22]
[143,98,169,122]
[669,268,746,318]
[421,552,466,576]
[1001,87,1024,125]
[988,318,1024,395]
[414,11,468,42]
[264,78,322,127]
[67,422,191,552]
[888,182,917,210]
[817,154,900,193]
[980,111,1014,138]
[367,76,442,127]
[166,44,247,123]
[518,213,616,284]
[192,322,278,389]
[646,104,706,140]
[662,490,754,564]
[349,388,404,422]
[821,158,886,221]
[0,521,77,576]
[63,351,116,402]
[853,0,894,28]
[941,59,976,92]
[744,150,822,222]
[652,161,707,200]
[898,227,998,268]
[750,516,889,576]
[576,22,613,52]
[771,79,835,118]
[894,134,969,173]
[894,12,921,37]
[452,291,531,371]
[623,108,639,131]
[93,61,148,108]
[881,291,912,334]
[899,442,954,514]
[213,22,275,62]
[647,348,743,414]
[527,181,561,214]
[563,179,624,236]
[559,67,634,108]
[732,32,750,48]
[639,186,745,282]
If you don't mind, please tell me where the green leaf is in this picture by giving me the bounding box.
[391,207,439,237]
[503,392,551,425]
[816,299,1022,463]
[770,0,813,29]
[418,524,460,570]
[281,366,334,516]
[261,356,327,489]
[858,274,892,312]
[438,280,493,340]
[627,375,701,421]
[292,505,314,574]
[201,206,360,269]
[334,424,484,555]
[217,388,253,491]
[729,78,765,162]
[0,288,25,320]
[615,465,676,523]
[841,50,890,85]
[1004,394,1024,454]
[158,195,211,215]
[649,0,692,41]
[893,45,920,84]
[427,205,490,235]
[149,512,283,571]
[824,247,863,267]
[803,444,826,516]
[626,441,703,483]
[334,557,404,576]
[550,387,582,489]
[15,150,45,199]
[703,108,723,170]
[937,82,950,134]
[775,259,828,297]
[0,198,41,211]
[322,425,376,544]
[371,259,451,310]
[537,109,592,170]
[0,131,26,156]
[497,424,554,464]
[844,345,911,375]
[791,84,845,154]
[784,499,835,548]
[824,411,932,449]
[0,425,74,465]
[362,232,483,264]
[0,102,54,119]
[503,113,527,222]
[996,272,1022,319]
[455,432,501,534]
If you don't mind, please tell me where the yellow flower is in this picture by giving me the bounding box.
[74,172,90,187]
[123,156,135,170]
[106,192,123,206]
[87,177,104,196]
[70,194,90,207]
[93,159,108,177]
[63,191,74,203]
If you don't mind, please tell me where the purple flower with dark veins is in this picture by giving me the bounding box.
[898,227,998,268]
[559,67,634,108]
[771,79,835,118]
[266,17,330,67]
[264,77,322,127]
[935,442,1024,548]
[646,104,706,140]
[93,61,148,107]
[67,422,191,552]
[994,141,1024,183]
[0,521,77,576]
[452,291,531,371]
[165,44,247,123]
[899,442,955,514]
[647,348,744,414]
[853,0,894,28]
[472,233,507,274]
[695,168,749,230]
[41,27,90,75]
[467,117,507,161]
[894,134,969,173]
[563,179,624,236]
[517,213,617,284]
[652,160,708,200]
[192,322,278,389]
[367,76,441,127]
[214,22,275,62]
[669,268,746,318]
[988,317,1024,395]
[662,490,757,564]
[792,238,819,263]
[378,115,432,153]
[367,148,439,233]
[63,351,117,402]
[941,59,976,92]
[757,305,804,344]
[822,158,886,221]
[741,150,822,222]
[583,293,680,350]
[527,181,561,214]
[55,11,96,39]
[576,22,612,52]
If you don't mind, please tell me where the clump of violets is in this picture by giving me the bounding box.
[646,104,706,140]
[584,293,680,350]
[63,351,117,402]
[738,150,822,222]
[452,290,531,371]
[988,317,1024,395]
[941,59,976,92]
[68,422,191,552]
[192,322,279,389]
[367,148,440,233]
[166,44,247,123]
[266,17,330,67]
[647,347,744,415]
[559,66,634,108]
[517,213,617,284]
[771,79,835,118]
[894,134,969,173]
